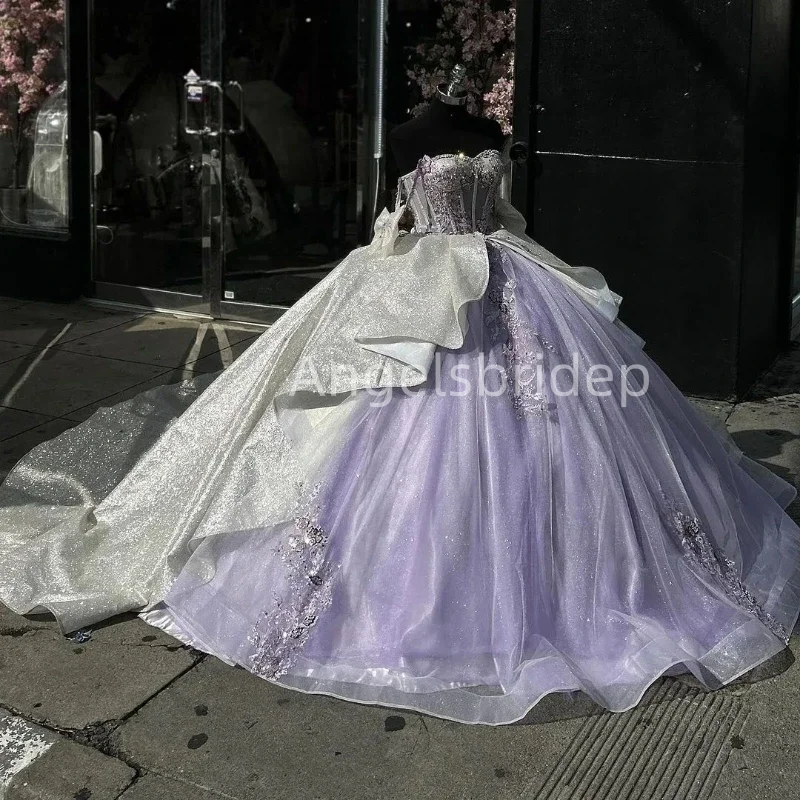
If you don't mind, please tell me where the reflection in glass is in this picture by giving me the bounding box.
[218,0,447,309]
[27,83,69,227]
[220,0,364,307]
[89,0,500,313]
[92,2,203,292]
[0,0,67,231]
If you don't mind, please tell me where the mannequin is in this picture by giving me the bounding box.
[389,64,505,175]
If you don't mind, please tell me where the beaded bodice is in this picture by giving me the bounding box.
[397,149,505,235]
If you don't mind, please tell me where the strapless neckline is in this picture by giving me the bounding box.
[395,148,505,235]
[399,148,503,180]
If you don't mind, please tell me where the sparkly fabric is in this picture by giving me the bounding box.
[156,245,800,725]
[486,244,555,418]
[398,150,504,235]
[664,498,789,644]
[1,150,799,726]
[249,486,337,680]
[0,229,490,632]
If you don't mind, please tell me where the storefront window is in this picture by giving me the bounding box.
[0,0,68,231]
[88,0,515,316]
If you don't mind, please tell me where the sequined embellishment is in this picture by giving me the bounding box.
[485,251,555,418]
[410,150,504,235]
[665,498,789,644]
[248,485,337,680]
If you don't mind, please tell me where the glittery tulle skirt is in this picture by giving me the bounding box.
[142,243,800,724]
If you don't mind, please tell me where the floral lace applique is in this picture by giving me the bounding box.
[664,496,789,644]
[249,484,337,680]
[485,250,556,419]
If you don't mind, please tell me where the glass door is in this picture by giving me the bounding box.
[90,0,375,321]
[216,0,524,319]
[217,0,372,320]
[91,0,213,314]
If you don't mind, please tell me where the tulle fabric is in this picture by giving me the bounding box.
[152,243,800,724]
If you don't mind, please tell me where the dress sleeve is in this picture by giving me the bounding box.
[494,194,529,236]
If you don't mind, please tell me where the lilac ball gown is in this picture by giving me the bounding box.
[1,150,799,725]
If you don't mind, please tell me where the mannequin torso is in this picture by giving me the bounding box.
[389,97,505,176]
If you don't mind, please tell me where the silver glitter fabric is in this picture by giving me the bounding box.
[664,498,789,644]
[0,188,489,633]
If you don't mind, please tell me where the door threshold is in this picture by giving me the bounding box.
[83,296,271,331]
[83,296,214,321]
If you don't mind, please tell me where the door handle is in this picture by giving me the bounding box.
[183,71,221,137]
[183,72,244,137]
[509,141,529,165]
[92,131,103,177]
[225,81,245,135]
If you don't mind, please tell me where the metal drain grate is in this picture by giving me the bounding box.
[529,679,747,800]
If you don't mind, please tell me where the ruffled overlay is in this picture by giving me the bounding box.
[0,193,628,628]
[0,194,799,724]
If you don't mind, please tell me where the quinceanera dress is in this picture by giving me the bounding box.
[1,150,799,725]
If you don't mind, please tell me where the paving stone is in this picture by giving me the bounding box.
[746,341,800,400]
[183,335,260,375]
[686,396,734,424]
[0,298,29,313]
[0,302,139,347]
[56,316,258,369]
[117,772,220,800]
[0,350,166,417]
[0,623,197,730]
[0,711,56,794]
[0,407,56,442]
[0,341,37,366]
[725,394,800,485]
[709,634,800,799]
[0,605,59,637]
[7,739,135,800]
[114,658,586,800]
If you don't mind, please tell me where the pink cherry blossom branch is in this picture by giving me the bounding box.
[407,0,515,135]
[0,0,65,186]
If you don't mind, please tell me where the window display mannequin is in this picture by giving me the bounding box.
[389,64,505,175]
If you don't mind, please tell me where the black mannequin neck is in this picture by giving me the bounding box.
[389,96,505,175]
[425,95,470,125]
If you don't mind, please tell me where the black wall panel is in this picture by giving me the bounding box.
[531,155,741,395]
[738,0,796,393]
[525,0,796,398]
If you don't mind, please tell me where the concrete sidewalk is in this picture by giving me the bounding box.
[0,296,798,800]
